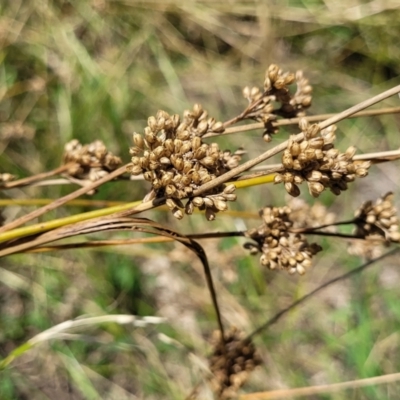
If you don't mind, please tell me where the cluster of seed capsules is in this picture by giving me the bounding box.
[274,121,371,198]
[127,105,243,220]
[354,192,400,243]
[209,327,261,399]
[63,139,122,182]
[245,206,322,275]
[242,64,313,141]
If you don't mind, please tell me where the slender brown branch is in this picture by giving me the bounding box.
[292,219,357,232]
[132,225,226,340]
[250,149,400,173]
[239,372,400,399]
[194,85,400,196]
[0,163,77,189]
[247,247,400,340]
[318,85,400,129]
[207,106,400,138]
[24,231,246,253]
[223,96,266,127]
[0,165,128,234]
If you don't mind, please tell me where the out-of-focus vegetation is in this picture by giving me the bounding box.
[1,1,400,399]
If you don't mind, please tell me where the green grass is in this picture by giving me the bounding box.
[1,1,400,399]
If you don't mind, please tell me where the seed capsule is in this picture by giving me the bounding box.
[285,182,300,197]
[165,184,177,196]
[173,208,184,220]
[192,197,204,207]
[308,181,324,198]
[205,207,216,221]
[211,122,224,133]
[223,184,236,194]
[197,120,209,135]
[128,164,143,175]
[224,193,237,202]
[203,197,214,208]
[185,201,194,215]
[213,199,227,211]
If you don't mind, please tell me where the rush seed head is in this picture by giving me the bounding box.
[127,105,242,220]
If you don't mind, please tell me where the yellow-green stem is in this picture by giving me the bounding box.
[0,174,275,244]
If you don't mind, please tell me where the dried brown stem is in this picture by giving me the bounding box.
[208,106,400,138]
[223,96,266,127]
[239,371,400,399]
[23,231,245,253]
[194,85,400,197]
[0,163,77,189]
[249,148,400,174]
[0,165,128,234]
[247,247,400,340]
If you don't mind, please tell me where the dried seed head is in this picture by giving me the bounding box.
[209,327,261,399]
[354,192,399,244]
[63,139,122,183]
[244,205,322,275]
[128,105,240,220]
[275,126,370,197]
[242,64,313,141]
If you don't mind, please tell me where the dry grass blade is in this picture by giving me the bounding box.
[239,372,400,399]
[0,314,166,370]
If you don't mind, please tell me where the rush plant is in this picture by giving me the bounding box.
[1,62,400,398]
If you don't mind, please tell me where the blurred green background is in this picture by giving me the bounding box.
[1,1,400,399]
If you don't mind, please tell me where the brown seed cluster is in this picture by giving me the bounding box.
[354,192,400,243]
[209,327,261,399]
[347,238,386,260]
[275,121,370,198]
[63,139,122,182]
[127,105,243,220]
[242,64,312,142]
[245,206,322,275]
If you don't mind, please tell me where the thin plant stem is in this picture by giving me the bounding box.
[239,371,400,399]
[0,163,76,189]
[193,85,400,197]
[23,231,246,253]
[247,247,400,340]
[0,172,268,245]
[205,106,400,138]
[0,198,127,207]
[0,200,141,244]
[250,148,400,173]
[0,165,128,234]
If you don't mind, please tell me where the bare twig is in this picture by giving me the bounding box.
[249,148,400,173]
[239,371,400,399]
[206,106,400,138]
[194,85,400,197]
[247,247,400,340]
[0,165,128,234]
[0,163,77,189]
[22,231,246,253]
